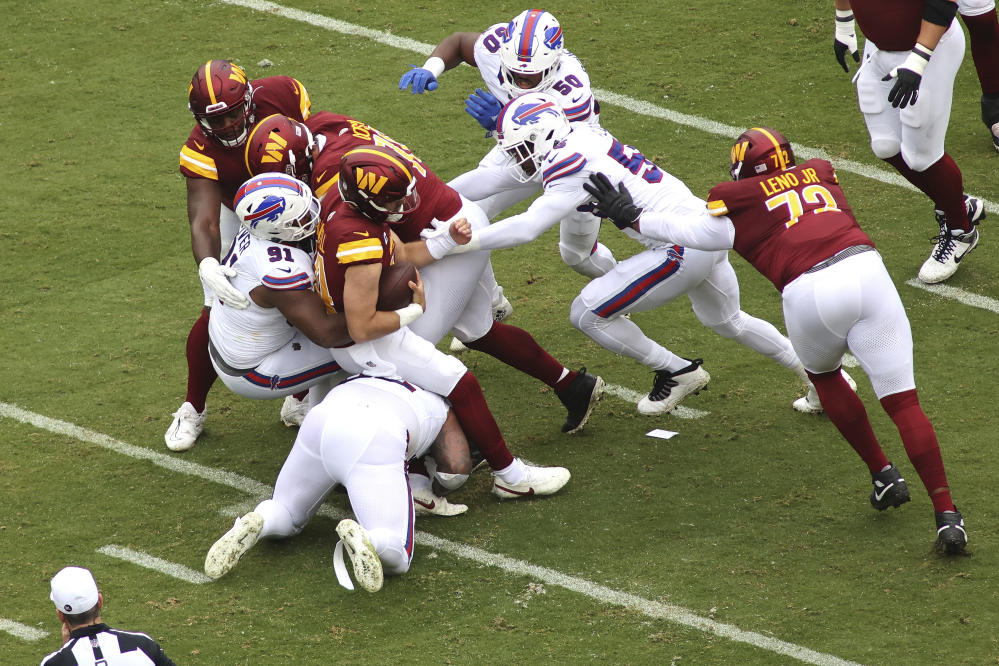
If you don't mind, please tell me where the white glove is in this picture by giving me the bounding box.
[198,257,249,309]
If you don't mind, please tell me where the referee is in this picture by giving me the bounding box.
[40,566,175,666]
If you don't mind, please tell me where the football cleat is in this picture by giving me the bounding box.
[335,519,383,592]
[919,195,985,284]
[164,402,205,452]
[792,369,858,414]
[493,294,514,322]
[981,93,999,152]
[637,359,709,415]
[449,337,469,354]
[934,509,968,555]
[204,512,264,580]
[556,367,604,434]
[492,463,571,500]
[280,394,309,427]
[869,463,911,511]
[412,486,468,517]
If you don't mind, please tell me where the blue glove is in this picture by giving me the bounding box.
[399,65,438,94]
[464,88,502,132]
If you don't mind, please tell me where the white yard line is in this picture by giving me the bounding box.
[2,401,858,665]
[96,545,212,585]
[0,618,48,642]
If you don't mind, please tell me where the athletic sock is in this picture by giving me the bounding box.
[185,309,216,413]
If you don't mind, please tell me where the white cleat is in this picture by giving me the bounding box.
[164,402,205,451]
[280,394,309,427]
[492,464,571,500]
[335,519,383,592]
[637,359,710,416]
[412,486,468,517]
[449,337,469,354]
[793,369,858,413]
[204,512,264,580]
[493,295,513,322]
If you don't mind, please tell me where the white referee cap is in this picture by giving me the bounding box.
[50,566,99,614]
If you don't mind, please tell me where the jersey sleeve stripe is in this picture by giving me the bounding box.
[706,199,730,216]
[314,173,340,200]
[261,273,312,289]
[180,146,218,179]
[563,96,593,120]
[542,153,586,185]
[336,239,384,263]
[292,78,312,120]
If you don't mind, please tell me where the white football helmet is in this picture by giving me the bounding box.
[233,172,320,242]
[495,92,571,183]
[499,9,564,96]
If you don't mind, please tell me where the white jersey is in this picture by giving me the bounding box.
[472,124,705,252]
[209,227,315,369]
[474,22,600,125]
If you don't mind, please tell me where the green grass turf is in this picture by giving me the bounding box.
[3,1,998,664]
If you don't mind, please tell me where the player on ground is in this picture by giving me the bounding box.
[442,93,829,415]
[167,59,314,452]
[836,0,999,150]
[244,113,604,434]
[832,0,986,284]
[204,375,478,590]
[398,8,617,318]
[584,127,967,555]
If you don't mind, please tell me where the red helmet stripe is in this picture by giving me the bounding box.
[519,10,544,61]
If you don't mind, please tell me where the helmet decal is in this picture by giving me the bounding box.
[244,195,287,227]
[233,173,319,242]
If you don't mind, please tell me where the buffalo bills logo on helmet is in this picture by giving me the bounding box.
[495,98,561,140]
[244,194,287,229]
[543,24,563,50]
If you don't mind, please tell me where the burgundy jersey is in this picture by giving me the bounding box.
[706,158,874,291]
[851,0,925,51]
[313,201,396,314]
[306,112,462,242]
[179,75,311,209]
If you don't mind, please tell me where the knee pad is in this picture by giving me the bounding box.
[707,312,745,340]
[569,296,590,331]
[562,243,616,278]
[871,138,902,160]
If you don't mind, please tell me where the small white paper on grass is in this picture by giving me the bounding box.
[646,429,679,440]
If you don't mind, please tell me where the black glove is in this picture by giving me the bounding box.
[583,172,642,229]
[833,10,860,73]
[883,47,931,109]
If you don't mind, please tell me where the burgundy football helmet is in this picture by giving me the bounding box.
[188,60,255,148]
[244,114,316,182]
[338,145,420,224]
[730,127,795,180]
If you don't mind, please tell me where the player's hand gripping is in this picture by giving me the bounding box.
[199,257,250,309]
[408,269,426,310]
[464,88,502,132]
[399,65,439,94]
[583,173,643,230]
[833,9,860,73]
[883,46,931,108]
[449,217,472,246]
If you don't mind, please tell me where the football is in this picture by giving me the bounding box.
[376,261,418,311]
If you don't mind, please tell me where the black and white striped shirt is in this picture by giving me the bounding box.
[40,623,175,666]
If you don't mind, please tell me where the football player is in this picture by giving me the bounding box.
[832,0,986,284]
[244,113,605,435]
[398,9,617,309]
[442,94,827,416]
[166,60,313,452]
[836,0,999,151]
[204,375,479,589]
[584,126,967,555]
[206,174,348,409]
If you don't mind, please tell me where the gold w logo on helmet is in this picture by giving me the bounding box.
[354,168,388,194]
[731,141,749,165]
[229,64,248,84]
[260,129,288,164]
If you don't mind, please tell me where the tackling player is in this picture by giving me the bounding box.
[166,59,313,452]
[243,112,605,435]
[584,126,967,555]
[442,93,826,416]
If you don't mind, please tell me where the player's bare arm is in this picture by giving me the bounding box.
[434,32,481,70]
[186,176,224,264]
[251,286,352,348]
[343,263,418,342]
[429,409,473,497]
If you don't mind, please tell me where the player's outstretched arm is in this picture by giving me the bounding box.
[254,287,352,348]
[399,32,481,93]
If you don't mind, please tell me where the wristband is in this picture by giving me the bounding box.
[835,8,854,29]
[421,56,446,78]
[424,228,458,259]
[448,236,482,255]
[395,303,424,327]
[903,45,933,75]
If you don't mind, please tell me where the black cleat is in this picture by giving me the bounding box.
[556,367,605,434]
[869,463,911,511]
[935,509,968,555]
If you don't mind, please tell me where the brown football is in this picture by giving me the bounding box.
[376,261,418,311]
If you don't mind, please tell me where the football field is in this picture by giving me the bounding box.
[3,1,998,664]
